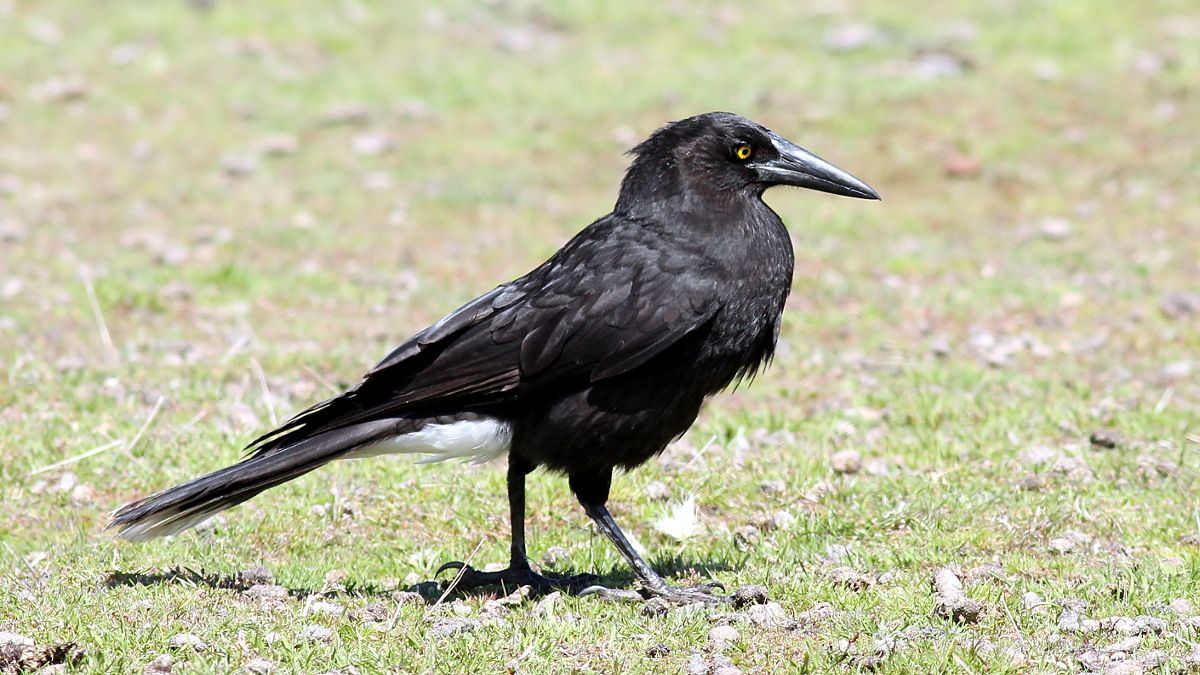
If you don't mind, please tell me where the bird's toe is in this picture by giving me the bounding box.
[578,585,645,602]
[646,583,730,605]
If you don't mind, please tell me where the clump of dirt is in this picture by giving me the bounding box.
[932,567,984,624]
[0,638,83,674]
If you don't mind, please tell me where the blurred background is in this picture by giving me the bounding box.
[1,1,1197,672]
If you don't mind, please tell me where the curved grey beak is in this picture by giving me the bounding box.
[753,132,880,200]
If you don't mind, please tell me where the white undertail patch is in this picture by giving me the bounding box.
[349,418,512,465]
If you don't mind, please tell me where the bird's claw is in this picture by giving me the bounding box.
[435,560,469,577]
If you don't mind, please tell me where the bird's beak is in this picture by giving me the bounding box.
[753,132,880,200]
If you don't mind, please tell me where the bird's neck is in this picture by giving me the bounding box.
[615,189,779,240]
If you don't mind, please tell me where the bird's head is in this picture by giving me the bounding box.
[616,112,879,215]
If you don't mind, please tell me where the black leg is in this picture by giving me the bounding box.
[570,470,725,604]
[435,456,597,594]
[581,500,668,589]
[507,456,533,570]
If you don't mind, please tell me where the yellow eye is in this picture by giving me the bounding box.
[735,145,753,161]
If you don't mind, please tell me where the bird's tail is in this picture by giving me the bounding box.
[106,421,394,541]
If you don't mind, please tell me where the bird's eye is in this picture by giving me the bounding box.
[734,144,753,161]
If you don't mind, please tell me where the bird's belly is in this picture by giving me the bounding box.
[511,375,707,475]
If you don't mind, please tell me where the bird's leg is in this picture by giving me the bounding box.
[436,456,597,594]
[570,471,726,605]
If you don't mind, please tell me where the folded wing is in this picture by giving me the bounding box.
[248,217,720,456]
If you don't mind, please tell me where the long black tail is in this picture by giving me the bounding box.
[107,420,397,541]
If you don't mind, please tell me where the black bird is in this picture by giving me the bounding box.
[108,112,878,603]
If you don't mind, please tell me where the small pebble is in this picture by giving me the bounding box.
[221,153,257,177]
[823,22,883,52]
[830,449,862,474]
[744,601,789,628]
[534,591,561,618]
[758,479,785,495]
[1038,217,1073,241]
[243,584,289,602]
[256,133,298,157]
[542,545,569,566]
[828,566,874,591]
[0,632,34,647]
[1161,292,1200,319]
[1089,429,1122,449]
[320,102,372,126]
[144,654,173,674]
[323,569,349,586]
[352,132,392,156]
[734,524,759,543]
[707,624,740,650]
[644,481,672,501]
[1048,537,1075,554]
[427,618,481,639]
[1167,598,1194,616]
[167,633,207,651]
[243,657,274,674]
[298,625,334,643]
[306,600,344,617]
[641,597,671,617]
[1020,592,1045,613]
[770,510,796,529]
[731,585,769,609]
[645,643,670,658]
[350,603,390,623]
[689,654,737,675]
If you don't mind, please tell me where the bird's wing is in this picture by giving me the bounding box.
[247,219,720,455]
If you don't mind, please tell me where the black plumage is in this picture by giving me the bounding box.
[109,112,878,603]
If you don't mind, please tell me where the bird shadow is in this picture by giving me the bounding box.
[102,553,742,602]
[102,566,395,599]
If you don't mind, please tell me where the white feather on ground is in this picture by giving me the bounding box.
[652,494,702,541]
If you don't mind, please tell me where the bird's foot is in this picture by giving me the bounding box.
[580,580,728,605]
[435,561,598,595]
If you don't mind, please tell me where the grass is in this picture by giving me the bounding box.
[1,0,1198,672]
